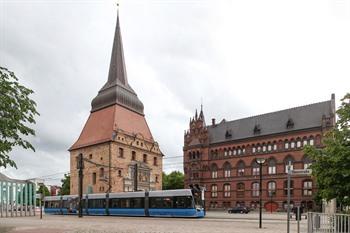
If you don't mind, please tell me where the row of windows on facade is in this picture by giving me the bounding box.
[210,180,313,198]
[91,168,159,185]
[116,136,144,147]
[205,156,312,179]
[88,148,159,166]
[210,200,314,210]
[203,135,318,160]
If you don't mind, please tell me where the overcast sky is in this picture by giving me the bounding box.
[0,0,349,185]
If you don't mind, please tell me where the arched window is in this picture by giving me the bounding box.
[285,156,294,173]
[303,137,308,147]
[267,181,276,197]
[303,156,312,170]
[252,182,259,197]
[242,146,246,155]
[233,147,237,156]
[211,184,218,198]
[99,167,104,178]
[284,180,294,196]
[252,161,260,176]
[237,183,245,198]
[284,139,289,149]
[257,144,261,153]
[211,164,218,179]
[237,161,245,176]
[252,146,256,154]
[224,184,231,197]
[223,162,231,178]
[262,144,267,152]
[273,141,277,151]
[290,139,295,149]
[267,143,272,151]
[224,148,228,157]
[309,136,315,146]
[237,147,242,155]
[296,138,301,148]
[303,180,313,196]
[268,158,276,174]
[228,148,232,156]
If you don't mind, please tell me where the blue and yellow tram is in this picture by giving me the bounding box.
[44,189,205,218]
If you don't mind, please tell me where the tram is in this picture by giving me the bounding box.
[44,189,205,218]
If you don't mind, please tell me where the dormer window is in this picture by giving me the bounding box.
[225,130,232,139]
[253,124,261,135]
[287,118,294,129]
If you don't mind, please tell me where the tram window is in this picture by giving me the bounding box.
[109,198,121,208]
[150,197,163,208]
[150,197,174,208]
[130,198,144,208]
[163,197,173,208]
[52,201,60,208]
[174,196,193,209]
[88,199,106,209]
[120,199,130,208]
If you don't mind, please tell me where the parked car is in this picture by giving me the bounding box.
[228,206,250,214]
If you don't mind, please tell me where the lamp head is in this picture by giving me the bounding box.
[256,158,266,164]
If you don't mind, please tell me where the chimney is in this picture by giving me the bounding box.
[331,93,335,100]
[212,118,216,126]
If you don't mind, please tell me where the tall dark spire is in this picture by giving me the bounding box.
[91,10,144,114]
[106,12,127,86]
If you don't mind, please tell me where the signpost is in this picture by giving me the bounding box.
[287,168,311,233]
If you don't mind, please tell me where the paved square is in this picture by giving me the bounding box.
[0,211,307,233]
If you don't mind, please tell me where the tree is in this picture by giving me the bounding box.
[37,185,50,197]
[0,67,39,168]
[162,171,184,190]
[304,93,350,207]
[59,173,70,195]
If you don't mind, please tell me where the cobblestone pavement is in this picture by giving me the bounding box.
[0,211,307,233]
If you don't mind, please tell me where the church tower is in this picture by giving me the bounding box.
[69,13,162,194]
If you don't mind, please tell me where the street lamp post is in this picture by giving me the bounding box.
[38,182,44,219]
[256,158,266,229]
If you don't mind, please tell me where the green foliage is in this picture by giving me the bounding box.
[0,67,39,168]
[59,173,70,195]
[162,171,184,190]
[304,93,350,206]
[37,185,50,197]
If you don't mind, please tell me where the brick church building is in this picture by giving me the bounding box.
[69,14,162,194]
[184,95,335,211]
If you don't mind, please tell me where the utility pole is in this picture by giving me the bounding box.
[134,163,138,192]
[77,153,84,218]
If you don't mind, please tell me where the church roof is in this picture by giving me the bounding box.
[207,97,335,145]
[91,14,144,114]
[69,104,154,151]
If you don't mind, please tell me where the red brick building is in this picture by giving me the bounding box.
[183,95,335,211]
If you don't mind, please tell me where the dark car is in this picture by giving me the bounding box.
[228,206,250,214]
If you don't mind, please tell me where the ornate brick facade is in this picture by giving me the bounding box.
[184,96,335,211]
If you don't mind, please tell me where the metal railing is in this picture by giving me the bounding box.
[308,212,350,233]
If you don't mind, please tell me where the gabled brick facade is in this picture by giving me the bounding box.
[184,95,335,211]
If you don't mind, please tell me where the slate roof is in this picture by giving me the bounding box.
[207,98,335,144]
